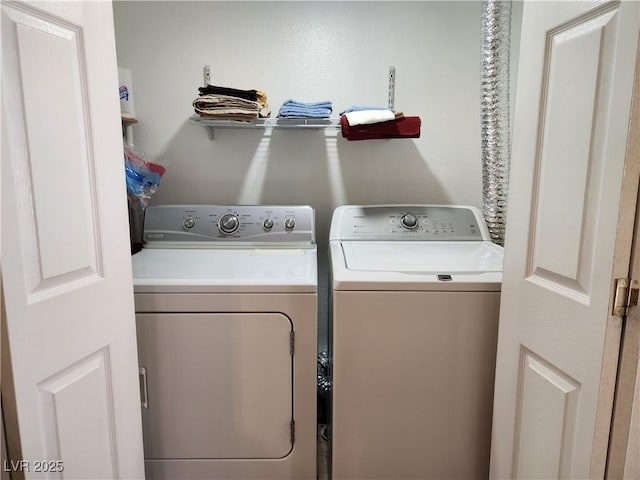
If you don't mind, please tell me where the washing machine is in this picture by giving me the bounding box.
[329,205,504,480]
[131,205,317,480]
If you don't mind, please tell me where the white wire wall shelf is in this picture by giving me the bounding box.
[190,115,340,140]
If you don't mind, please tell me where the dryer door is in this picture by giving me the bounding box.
[136,312,293,459]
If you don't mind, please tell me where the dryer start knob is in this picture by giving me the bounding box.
[183,217,196,229]
[218,213,240,235]
[284,217,296,231]
[400,213,419,230]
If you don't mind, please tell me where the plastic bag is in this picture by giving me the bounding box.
[124,146,166,207]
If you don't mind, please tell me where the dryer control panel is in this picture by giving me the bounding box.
[330,205,487,241]
[142,205,315,247]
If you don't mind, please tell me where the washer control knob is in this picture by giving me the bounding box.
[284,217,296,231]
[218,213,240,235]
[263,218,274,230]
[400,213,419,230]
[183,217,196,229]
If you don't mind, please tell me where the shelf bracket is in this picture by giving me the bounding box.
[388,66,396,111]
[123,124,134,146]
[202,65,212,136]
[203,65,211,87]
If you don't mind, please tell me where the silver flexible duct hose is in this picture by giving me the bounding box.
[318,351,332,394]
[481,0,512,246]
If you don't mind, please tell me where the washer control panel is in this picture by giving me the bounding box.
[334,205,485,241]
[143,205,315,246]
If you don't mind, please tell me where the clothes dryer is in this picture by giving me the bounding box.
[132,205,317,480]
[329,205,503,480]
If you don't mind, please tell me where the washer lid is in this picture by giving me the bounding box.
[342,241,504,273]
[331,241,503,291]
[132,248,317,293]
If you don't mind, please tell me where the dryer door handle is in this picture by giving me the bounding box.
[139,367,149,409]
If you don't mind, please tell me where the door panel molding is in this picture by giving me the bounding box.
[3,3,103,303]
[37,348,118,478]
[527,6,621,301]
[514,347,580,479]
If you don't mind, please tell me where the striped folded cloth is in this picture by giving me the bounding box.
[193,94,261,121]
[198,85,269,113]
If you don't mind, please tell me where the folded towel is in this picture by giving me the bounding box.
[339,105,389,115]
[279,108,332,118]
[340,115,421,140]
[194,94,258,107]
[278,99,333,118]
[193,94,261,121]
[281,99,332,109]
[199,85,259,102]
[344,109,396,126]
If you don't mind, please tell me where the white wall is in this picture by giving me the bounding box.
[113,1,486,245]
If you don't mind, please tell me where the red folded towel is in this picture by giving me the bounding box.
[340,115,421,140]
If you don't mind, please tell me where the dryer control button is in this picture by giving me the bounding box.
[400,213,418,230]
[284,218,296,231]
[263,218,274,230]
[183,217,196,229]
[218,214,240,235]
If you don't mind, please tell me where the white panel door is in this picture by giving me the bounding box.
[491,1,639,479]
[1,1,144,479]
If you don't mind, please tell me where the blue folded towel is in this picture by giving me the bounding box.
[282,99,332,108]
[278,99,333,118]
[339,105,389,115]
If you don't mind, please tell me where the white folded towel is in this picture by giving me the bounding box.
[344,109,396,126]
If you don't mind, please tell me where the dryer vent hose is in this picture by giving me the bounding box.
[481,0,512,246]
[318,351,332,394]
